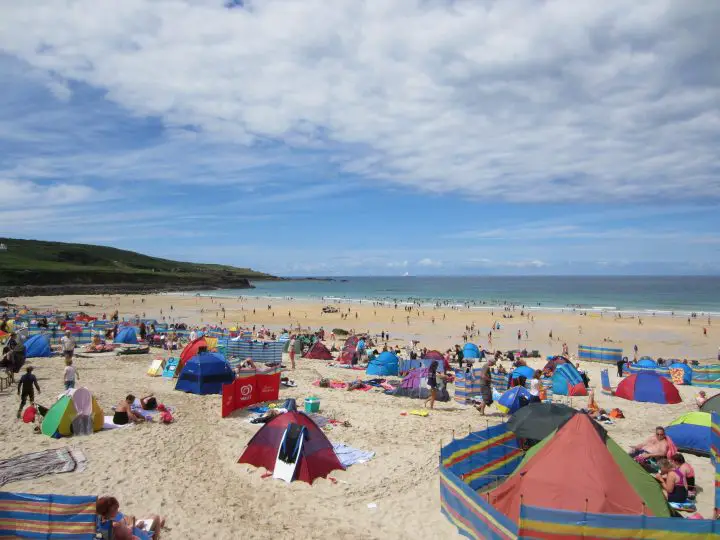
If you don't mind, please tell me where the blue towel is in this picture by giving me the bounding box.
[332,443,375,467]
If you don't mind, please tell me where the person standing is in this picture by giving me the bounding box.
[475,358,496,415]
[63,358,79,390]
[60,330,76,361]
[17,366,40,418]
[288,336,296,369]
[617,356,625,377]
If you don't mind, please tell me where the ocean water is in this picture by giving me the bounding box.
[187,276,720,315]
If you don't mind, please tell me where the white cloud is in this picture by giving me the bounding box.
[417,257,442,267]
[0,178,102,206]
[0,1,718,202]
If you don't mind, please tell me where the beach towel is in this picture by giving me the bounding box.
[103,416,134,430]
[0,448,87,487]
[332,443,375,467]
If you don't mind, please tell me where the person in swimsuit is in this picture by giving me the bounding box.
[629,426,669,460]
[424,360,443,410]
[671,453,696,499]
[655,458,687,503]
[113,394,145,425]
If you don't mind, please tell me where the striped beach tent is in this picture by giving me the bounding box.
[0,491,97,538]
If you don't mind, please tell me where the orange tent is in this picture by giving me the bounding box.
[178,337,208,373]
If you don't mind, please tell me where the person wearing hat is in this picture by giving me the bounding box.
[17,366,40,418]
[60,330,76,361]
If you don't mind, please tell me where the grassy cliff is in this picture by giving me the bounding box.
[0,238,274,294]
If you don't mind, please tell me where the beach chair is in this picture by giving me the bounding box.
[0,491,97,538]
[600,369,615,396]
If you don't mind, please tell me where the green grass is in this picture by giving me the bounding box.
[0,238,274,286]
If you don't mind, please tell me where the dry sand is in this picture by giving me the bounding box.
[1,293,717,538]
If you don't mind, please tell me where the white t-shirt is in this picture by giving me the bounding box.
[529,378,540,396]
[64,365,77,382]
[61,336,76,352]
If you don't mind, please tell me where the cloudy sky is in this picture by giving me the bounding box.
[1,0,718,276]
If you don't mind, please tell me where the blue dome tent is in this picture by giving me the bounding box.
[635,358,657,369]
[366,351,399,376]
[667,362,692,385]
[114,326,138,345]
[24,334,52,358]
[463,343,480,359]
[511,366,534,381]
[552,363,588,396]
[175,352,235,395]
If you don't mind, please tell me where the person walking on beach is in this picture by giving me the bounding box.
[475,359,495,416]
[60,330,76,361]
[17,366,40,418]
[63,358,79,390]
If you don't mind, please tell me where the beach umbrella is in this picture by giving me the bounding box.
[665,411,711,457]
[615,372,682,404]
[506,402,578,441]
[497,386,533,415]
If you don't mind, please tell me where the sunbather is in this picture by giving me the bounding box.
[113,394,145,425]
[671,453,696,499]
[629,426,669,460]
[96,496,164,540]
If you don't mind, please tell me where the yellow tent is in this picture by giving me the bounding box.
[41,390,104,437]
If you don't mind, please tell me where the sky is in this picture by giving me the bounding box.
[0,0,719,276]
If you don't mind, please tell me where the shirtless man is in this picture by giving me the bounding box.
[629,426,669,460]
[474,358,496,415]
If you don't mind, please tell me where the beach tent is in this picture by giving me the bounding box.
[552,363,588,396]
[423,350,444,361]
[665,411,711,457]
[393,367,449,401]
[114,326,138,345]
[338,336,359,365]
[615,372,682,404]
[506,402,578,441]
[41,389,104,438]
[303,341,333,360]
[634,358,658,371]
[175,352,235,395]
[497,386,533,415]
[238,410,344,484]
[488,414,670,524]
[24,334,51,357]
[462,343,480,360]
[510,365,534,382]
[700,393,720,415]
[366,351,399,376]
[667,361,693,385]
[179,337,208,372]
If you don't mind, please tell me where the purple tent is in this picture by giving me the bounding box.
[392,367,449,401]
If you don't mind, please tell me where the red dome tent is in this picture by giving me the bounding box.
[338,336,359,365]
[303,341,333,360]
[238,411,344,484]
[615,372,682,404]
[178,337,208,373]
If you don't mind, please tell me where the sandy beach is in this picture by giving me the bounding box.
[1,293,717,538]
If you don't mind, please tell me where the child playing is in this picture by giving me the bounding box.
[63,358,79,390]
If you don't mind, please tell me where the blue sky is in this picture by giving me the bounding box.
[1,1,719,276]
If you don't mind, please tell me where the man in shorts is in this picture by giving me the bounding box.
[475,358,496,415]
[60,330,76,361]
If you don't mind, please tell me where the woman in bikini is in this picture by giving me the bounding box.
[654,458,688,503]
[113,394,145,425]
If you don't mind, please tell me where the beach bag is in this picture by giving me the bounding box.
[609,408,625,419]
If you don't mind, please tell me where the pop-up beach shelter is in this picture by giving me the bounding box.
[424,350,444,361]
[113,326,138,345]
[24,334,51,357]
[338,336,359,364]
[665,411,712,457]
[488,414,670,523]
[366,351,399,376]
[506,402,578,441]
[552,363,588,396]
[175,352,234,395]
[178,337,208,373]
[392,367,450,401]
[615,372,682,404]
[543,355,569,374]
[303,341,333,360]
[700,393,720,415]
[667,361,693,385]
[238,410,344,484]
[463,343,480,359]
[41,388,104,438]
[510,365,534,382]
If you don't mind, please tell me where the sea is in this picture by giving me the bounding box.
[182,276,720,317]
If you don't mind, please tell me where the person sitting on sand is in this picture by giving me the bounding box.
[654,458,688,503]
[630,426,671,460]
[113,395,145,425]
[140,394,157,411]
[695,391,707,408]
[671,453,696,499]
[96,496,164,540]
[238,357,256,371]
